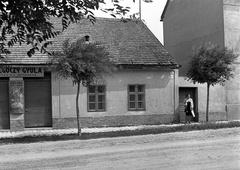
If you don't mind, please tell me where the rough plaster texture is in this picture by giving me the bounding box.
[10,119,24,131]
[198,112,227,122]
[178,77,226,113]
[51,70,176,125]
[9,114,24,131]
[223,1,240,119]
[52,114,176,129]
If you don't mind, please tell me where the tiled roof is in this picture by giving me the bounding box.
[1,17,177,67]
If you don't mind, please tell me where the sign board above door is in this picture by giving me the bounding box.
[0,66,44,77]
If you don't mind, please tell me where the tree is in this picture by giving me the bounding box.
[0,0,151,57]
[53,38,116,136]
[186,43,237,122]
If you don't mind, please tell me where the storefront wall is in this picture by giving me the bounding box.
[52,69,177,128]
[0,67,178,130]
[0,66,52,131]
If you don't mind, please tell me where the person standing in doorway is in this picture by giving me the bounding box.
[184,94,194,123]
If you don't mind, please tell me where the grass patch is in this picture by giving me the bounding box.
[1,120,240,144]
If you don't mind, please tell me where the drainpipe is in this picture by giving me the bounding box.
[173,70,176,116]
[59,77,61,118]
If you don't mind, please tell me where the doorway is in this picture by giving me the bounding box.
[0,78,10,129]
[24,73,52,128]
[179,87,198,122]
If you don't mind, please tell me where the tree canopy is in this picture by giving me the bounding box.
[187,43,237,121]
[0,0,152,58]
[54,38,116,86]
[53,37,116,135]
[187,43,237,86]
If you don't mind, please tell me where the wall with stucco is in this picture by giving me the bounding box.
[162,0,230,121]
[51,69,177,127]
[178,77,226,113]
[163,0,224,76]
[223,0,240,120]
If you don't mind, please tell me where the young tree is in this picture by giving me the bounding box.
[187,43,238,122]
[53,38,116,136]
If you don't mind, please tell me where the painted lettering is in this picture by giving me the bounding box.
[16,67,21,73]
[38,68,42,73]
[0,67,43,77]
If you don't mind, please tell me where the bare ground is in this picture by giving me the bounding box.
[0,127,240,170]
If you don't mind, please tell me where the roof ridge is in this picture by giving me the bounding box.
[95,17,141,23]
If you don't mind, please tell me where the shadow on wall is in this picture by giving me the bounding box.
[51,70,173,98]
[106,70,173,92]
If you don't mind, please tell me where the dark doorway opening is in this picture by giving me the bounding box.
[0,78,10,129]
[179,87,198,122]
[24,72,52,128]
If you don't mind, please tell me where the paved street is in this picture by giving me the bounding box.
[0,127,240,170]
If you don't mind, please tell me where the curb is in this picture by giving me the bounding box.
[1,121,240,141]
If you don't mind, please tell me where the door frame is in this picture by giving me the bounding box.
[179,87,198,122]
[24,72,52,128]
[0,78,10,129]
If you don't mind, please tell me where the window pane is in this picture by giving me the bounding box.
[138,85,144,92]
[138,94,144,101]
[98,103,105,110]
[138,102,144,109]
[98,86,105,93]
[89,95,95,102]
[98,95,105,102]
[89,103,96,110]
[88,86,95,93]
[129,95,135,101]
[129,85,135,92]
[130,102,136,109]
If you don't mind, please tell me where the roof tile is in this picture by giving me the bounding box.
[1,18,177,67]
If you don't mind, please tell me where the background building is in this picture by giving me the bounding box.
[161,0,240,121]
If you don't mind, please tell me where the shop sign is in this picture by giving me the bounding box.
[0,66,44,77]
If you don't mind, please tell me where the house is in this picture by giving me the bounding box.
[0,18,178,131]
[161,0,240,122]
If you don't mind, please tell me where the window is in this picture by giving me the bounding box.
[88,85,106,112]
[128,85,145,111]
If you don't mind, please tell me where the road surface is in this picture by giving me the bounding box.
[0,127,240,170]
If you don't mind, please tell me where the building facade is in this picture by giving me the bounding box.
[0,18,179,131]
[161,0,240,121]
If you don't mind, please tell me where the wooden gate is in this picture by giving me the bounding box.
[24,73,52,128]
[0,79,10,129]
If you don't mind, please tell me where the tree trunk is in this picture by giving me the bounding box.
[206,83,210,122]
[76,81,81,136]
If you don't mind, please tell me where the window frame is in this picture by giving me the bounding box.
[128,84,146,111]
[87,85,106,112]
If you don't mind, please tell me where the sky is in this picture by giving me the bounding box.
[93,0,168,44]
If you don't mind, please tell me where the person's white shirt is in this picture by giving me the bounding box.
[184,98,194,109]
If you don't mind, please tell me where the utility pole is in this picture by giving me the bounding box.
[139,0,142,20]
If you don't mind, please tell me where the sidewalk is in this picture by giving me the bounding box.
[0,123,189,139]
[0,121,239,139]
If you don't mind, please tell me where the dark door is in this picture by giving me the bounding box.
[179,87,197,122]
[0,79,10,129]
[24,73,52,127]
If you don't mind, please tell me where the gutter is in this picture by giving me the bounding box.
[117,63,179,70]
